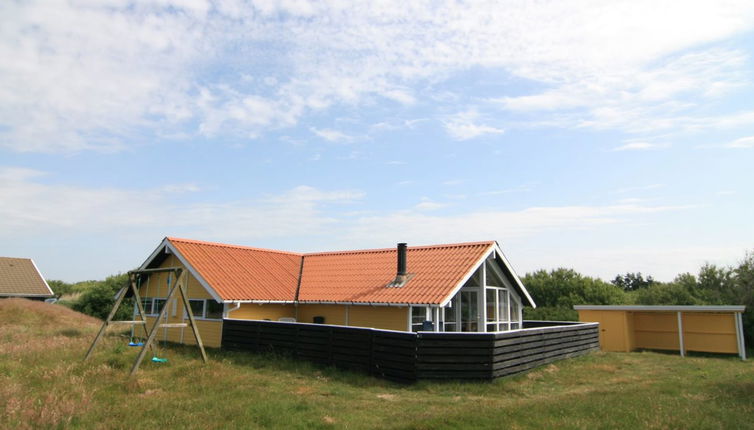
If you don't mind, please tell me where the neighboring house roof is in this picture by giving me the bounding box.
[140,237,535,307]
[0,257,54,298]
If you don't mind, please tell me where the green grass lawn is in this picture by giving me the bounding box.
[1,298,752,429]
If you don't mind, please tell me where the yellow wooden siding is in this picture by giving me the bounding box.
[578,309,740,355]
[179,320,223,348]
[681,313,738,354]
[633,311,681,351]
[349,306,408,331]
[138,254,213,300]
[297,304,347,325]
[578,309,629,352]
[229,303,295,321]
[134,253,223,348]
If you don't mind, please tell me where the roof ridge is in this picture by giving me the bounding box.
[166,237,495,257]
[167,237,303,256]
[303,241,495,257]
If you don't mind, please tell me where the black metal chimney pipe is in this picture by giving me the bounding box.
[397,243,407,276]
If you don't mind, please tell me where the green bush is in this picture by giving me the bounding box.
[71,273,132,321]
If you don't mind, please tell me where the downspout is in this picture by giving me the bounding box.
[293,255,305,321]
[224,301,241,319]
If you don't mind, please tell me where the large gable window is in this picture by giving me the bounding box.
[439,255,524,333]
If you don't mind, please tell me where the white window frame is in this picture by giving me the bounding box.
[183,299,224,321]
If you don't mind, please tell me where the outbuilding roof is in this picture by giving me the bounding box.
[0,257,54,298]
[141,237,533,307]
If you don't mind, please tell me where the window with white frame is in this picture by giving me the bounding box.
[443,297,458,332]
[183,299,224,320]
[206,300,223,319]
[411,306,431,331]
[137,297,152,315]
[485,287,511,331]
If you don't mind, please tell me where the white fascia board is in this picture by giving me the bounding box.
[1,293,55,297]
[30,258,55,297]
[222,317,413,334]
[138,238,225,304]
[492,242,536,308]
[164,240,224,304]
[297,300,411,307]
[439,243,495,308]
[230,300,295,304]
[137,237,171,271]
[573,305,746,312]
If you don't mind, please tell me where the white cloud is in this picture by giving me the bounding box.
[614,184,664,194]
[444,110,504,140]
[612,142,668,151]
[5,1,752,152]
[310,127,355,143]
[0,167,362,241]
[724,135,754,148]
[500,49,752,134]
[413,198,449,211]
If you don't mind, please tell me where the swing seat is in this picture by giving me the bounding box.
[128,341,144,347]
[151,357,168,363]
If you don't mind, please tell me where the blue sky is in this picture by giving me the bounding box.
[1,0,753,282]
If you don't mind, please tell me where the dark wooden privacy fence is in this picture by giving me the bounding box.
[222,319,599,382]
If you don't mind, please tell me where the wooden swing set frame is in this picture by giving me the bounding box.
[83,267,208,377]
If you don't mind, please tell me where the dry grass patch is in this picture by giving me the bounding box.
[1,298,753,429]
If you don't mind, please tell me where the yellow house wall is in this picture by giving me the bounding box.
[297,304,347,325]
[349,305,408,331]
[229,303,295,321]
[136,253,223,348]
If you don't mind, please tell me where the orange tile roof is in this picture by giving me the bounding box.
[0,257,54,297]
[167,238,302,302]
[298,242,494,305]
[163,238,495,305]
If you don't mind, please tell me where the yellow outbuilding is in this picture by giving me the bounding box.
[574,305,746,359]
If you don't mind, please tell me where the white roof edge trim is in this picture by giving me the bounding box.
[296,300,411,307]
[439,243,495,308]
[573,305,746,312]
[227,300,295,304]
[0,293,55,297]
[137,237,170,271]
[29,258,55,296]
[493,242,536,308]
[138,238,224,304]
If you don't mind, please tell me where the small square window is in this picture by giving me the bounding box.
[188,299,205,318]
[153,299,166,315]
[206,301,224,320]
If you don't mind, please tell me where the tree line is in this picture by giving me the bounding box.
[523,251,753,347]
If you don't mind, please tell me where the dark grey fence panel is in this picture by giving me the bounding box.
[415,332,495,380]
[222,319,417,382]
[493,323,599,378]
[222,319,599,382]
